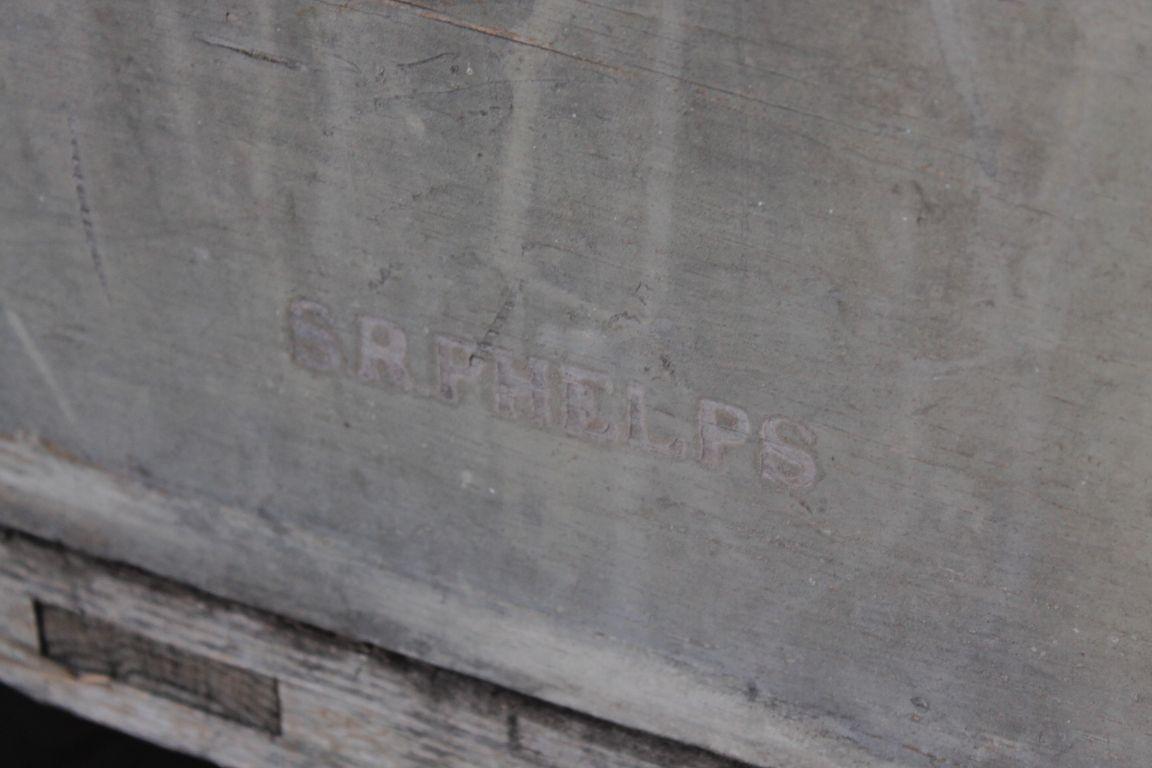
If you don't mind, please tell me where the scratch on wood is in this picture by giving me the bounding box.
[314,0,624,75]
[398,51,457,69]
[315,0,900,139]
[67,116,108,298]
[195,34,306,71]
[476,282,521,357]
[2,306,78,425]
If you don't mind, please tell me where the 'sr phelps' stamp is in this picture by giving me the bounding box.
[288,298,819,492]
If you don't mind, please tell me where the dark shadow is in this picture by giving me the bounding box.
[0,683,217,767]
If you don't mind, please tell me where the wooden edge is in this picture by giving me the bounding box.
[0,432,894,768]
[0,526,765,768]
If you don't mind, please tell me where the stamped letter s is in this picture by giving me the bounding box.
[288,299,344,372]
[761,417,818,491]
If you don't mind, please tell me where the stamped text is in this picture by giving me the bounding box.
[288,298,819,492]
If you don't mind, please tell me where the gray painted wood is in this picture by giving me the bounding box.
[1,1,1150,766]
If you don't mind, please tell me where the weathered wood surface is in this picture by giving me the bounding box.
[37,602,283,735]
[0,528,754,768]
[1,1,1151,766]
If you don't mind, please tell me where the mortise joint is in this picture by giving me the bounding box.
[35,601,282,735]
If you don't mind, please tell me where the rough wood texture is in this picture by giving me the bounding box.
[37,603,282,735]
[2,1,1151,766]
[1,528,753,768]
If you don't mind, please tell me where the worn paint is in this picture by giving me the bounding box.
[2,1,1150,766]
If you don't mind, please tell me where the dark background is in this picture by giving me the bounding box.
[0,684,216,767]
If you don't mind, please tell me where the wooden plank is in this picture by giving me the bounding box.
[0,528,755,768]
[1,1,1151,766]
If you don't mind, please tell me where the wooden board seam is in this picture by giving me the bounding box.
[0,525,760,768]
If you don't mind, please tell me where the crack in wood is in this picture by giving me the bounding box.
[67,116,109,298]
[195,34,306,71]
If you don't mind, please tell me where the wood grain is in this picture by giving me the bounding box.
[2,1,1151,766]
[37,603,282,735]
[1,527,755,768]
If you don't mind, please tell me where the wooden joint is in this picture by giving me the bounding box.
[35,601,282,736]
